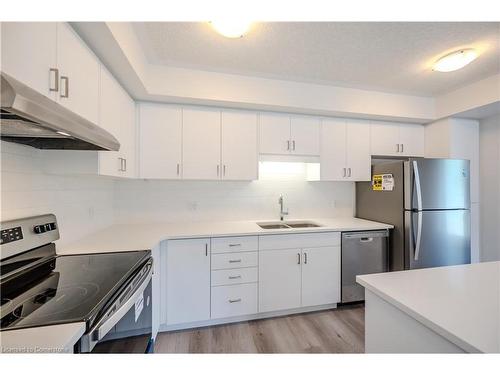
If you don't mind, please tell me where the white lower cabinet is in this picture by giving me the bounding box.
[211,283,258,319]
[259,248,302,312]
[301,246,341,306]
[166,238,210,326]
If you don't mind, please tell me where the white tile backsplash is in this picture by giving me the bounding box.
[1,141,355,245]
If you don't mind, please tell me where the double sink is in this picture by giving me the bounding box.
[257,221,322,230]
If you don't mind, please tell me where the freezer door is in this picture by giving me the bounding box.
[404,158,470,210]
[404,209,471,269]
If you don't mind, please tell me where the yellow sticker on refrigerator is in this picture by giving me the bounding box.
[372,174,394,191]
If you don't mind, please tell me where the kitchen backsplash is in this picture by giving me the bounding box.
[1,141,115,246]
[1,141,355,245]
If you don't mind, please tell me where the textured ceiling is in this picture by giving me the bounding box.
[133,22,500,96]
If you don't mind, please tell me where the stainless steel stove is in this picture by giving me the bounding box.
[0,214,153,353]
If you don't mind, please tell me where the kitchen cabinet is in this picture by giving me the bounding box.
[98,66,136,178]
[1,22,100,125]
[182,107,221,180]
[259,248,302,312]
[56,23,100,125]
[321,118,371,181]
[166,239,210,326]
[1,22,58,100]
[221,110,258,180]
[371,121,424,157]
[259,232,341,312]
[138,104,182,179]
[259,113,320,156]
[301,246,341,306]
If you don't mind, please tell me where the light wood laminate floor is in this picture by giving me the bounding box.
[155,304,364,353]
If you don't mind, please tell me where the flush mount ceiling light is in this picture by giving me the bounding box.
[432,49,478,72]
[209,20,253,38]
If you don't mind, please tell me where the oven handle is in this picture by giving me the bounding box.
[90,260,153,342]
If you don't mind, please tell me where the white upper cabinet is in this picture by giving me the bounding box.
[182,107,221,180]
[221,111,258,180]
[259,113,291,154]
[290,116,320,155]
[139,104,182,179]
[321,118,371,181]
[56,23,100,125]
[1,22,58,100]
[98,66,136,178]
[259,113,320,156]
[371,121,424,157]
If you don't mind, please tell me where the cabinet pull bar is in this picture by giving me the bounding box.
[292,140,296,151]
[60,76,69,98]
[217,165,220,177]
[49,68,59,92]
[228,259,242,263]
[228,275,242,280]
[304,252,308,264]
[297,253,301,264]
[228,298,242,303]
[123,158,127,172]
[396,143,400,153]
[223,165,226,177]
[401,143,404,153]
[228,244,241,247]
[205,243,208,256]
[176,163,180,176]
[286,140,290,151]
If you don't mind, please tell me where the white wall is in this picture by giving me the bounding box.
[0,141,115,246]
[112,179,354,224]
[479,114,500,262]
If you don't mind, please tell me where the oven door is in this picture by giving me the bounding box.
[78,259,153,353]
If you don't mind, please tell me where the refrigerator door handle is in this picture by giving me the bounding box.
[412,160,423,211]
[414,211,423,261]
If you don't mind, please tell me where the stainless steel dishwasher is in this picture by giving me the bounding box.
[341,230,389,303]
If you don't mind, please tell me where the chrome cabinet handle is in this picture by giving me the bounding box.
[292,140,296,151]
[176,163,180,176]
[228,275,242,280]
[229,259,241,263]
[123,158,127,172]
[118,157,124,172]
[60,76,69,98]
[286,140,290,151]
[229,298,242,303]
[217,165,220,177]
[348,168,352,177]
[397,143,400,153]
[49,68,59,92]
[401,143,404,153]
[342,168,346,177]
[223,164,226,177]
[205,243,208,256]
[228,244,241,247]
[297,253,301,264]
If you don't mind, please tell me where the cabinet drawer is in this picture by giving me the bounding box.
[259,232,340,251]
[211,267,258,286]
[211,252,258,270]
[211,283,258,319]
[211,236,258,254]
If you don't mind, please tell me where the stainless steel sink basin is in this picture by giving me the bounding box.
[257,221,322,230]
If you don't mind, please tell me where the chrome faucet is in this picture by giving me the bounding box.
[278,194,289,221]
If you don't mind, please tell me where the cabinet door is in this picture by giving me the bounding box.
[346,120,371,181]
[182,107,221,180]
[290,115,320,155]
[56,23,99,124]
[399,123,424,157]
[166,239,210,326]
[1,22,58,100]
[259,249,302,312]
[370,121,400,156]
[139,104,182,179]
[221,111,258,180]
[259,113,291,154]
[320,118,347,180]
[301,246,341,306]
[98,66,135,178]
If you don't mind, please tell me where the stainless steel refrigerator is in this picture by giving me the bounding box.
[356,158,471,271]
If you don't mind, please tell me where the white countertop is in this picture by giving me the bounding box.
[58,217,393,255]
[0,322,85,353]
[357,261,500,353]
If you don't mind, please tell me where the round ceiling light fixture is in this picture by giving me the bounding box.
[209,20,253,38]
[432,49,478,72]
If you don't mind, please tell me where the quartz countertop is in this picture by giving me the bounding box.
[357,261,500,353]
[0,322,85,353]
[58,217,393,255]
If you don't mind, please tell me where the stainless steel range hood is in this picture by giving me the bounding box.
[1,73,120,151]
